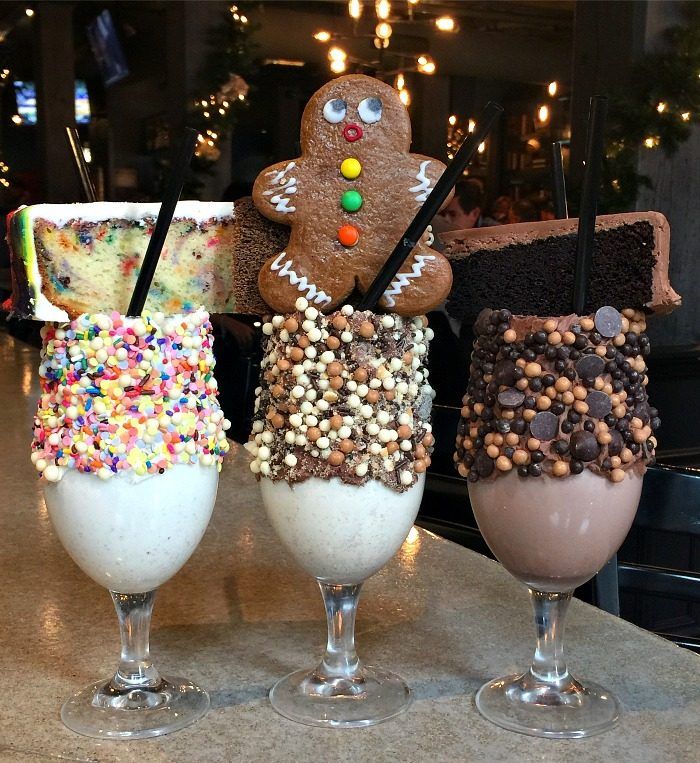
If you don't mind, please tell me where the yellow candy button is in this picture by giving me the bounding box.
[340,157,362,180]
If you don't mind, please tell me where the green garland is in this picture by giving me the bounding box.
[601,1,700,212]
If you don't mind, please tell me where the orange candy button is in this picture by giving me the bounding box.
[338,224,359,247]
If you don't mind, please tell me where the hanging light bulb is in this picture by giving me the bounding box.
[313,30,332,42]
[330,59,347,74]
[348,0,362,20]
[537,104,550,124]
[329,46,348,62]
[375,22,392,40]
[399,88,411,106]
[375,0,390,21]
[416,55,436,74]
[435,16,456,32]
[548,81,558,97]
[395,72,405,91]
[25,8,34,17]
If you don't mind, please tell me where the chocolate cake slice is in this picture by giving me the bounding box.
[443,212,680,322]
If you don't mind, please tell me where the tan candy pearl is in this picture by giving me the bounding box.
[328,451,345,466]
[548,331,562,345]
[340,438,355,453]
[610,468,626,483]
[552,460,569,477]
[496,456,513,472]
[284,318,299,333]
[503,329,517,343]
[359,321,375,338]
[543,319,558,333]
[332,315,347,331]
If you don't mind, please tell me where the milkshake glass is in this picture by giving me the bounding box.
[33,308,230,739]
[248,297,434,727]
[456,307,657,738]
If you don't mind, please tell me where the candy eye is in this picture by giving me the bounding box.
[358,97,382,124]
[323,98,347,124]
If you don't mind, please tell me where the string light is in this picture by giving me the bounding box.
[468,119,476,133]
[0,68,10,80]
[375,0,390,21]
[448,114,457,126]
[399,87,410,106]
[395,72,405,91]
[11,114,21,125]
[435,16,456,32]
[548,81,558,97]
[25,8,34,17]
[329,46,347,62]
[537,104,550,124]
[681,111,691,121]
[313,30,332,42]
[643,136,660,148]
[373,37,389,49]
[330,59,347,74]
[478,141,486,154]
[375,22,392,40]
[348,0,362,20]
[656,102,667,113]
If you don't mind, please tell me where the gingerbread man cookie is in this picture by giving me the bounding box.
[253,74,453,315]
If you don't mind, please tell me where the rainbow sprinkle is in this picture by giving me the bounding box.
[31,307,230,482]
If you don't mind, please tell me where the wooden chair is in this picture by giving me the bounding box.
[594,464,700,652]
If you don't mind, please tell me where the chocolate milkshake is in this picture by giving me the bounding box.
[457,307,654,590]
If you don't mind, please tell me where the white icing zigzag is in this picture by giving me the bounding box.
[382,254,435,308]
[409,160,432,203]
[263,162,297,213]
[270,252,332,306]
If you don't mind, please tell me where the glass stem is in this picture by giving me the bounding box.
[110,590,162,691]
[528,589,572,687]
[317,582,362,680]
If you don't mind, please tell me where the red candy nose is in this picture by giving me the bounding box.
[343,123,363,142]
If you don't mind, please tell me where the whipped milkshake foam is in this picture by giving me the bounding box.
[262,475,424,583]
[469,469,642,591]
[45,464,218,592]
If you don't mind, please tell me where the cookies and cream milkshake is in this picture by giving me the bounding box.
[247,295,434,727]
[455,306,655,589]
[248,296,434,582]
[33,308,230,592]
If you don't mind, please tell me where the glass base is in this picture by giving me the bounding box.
[475,672,620,739]
[60,675,210,739]
[269,665,411,728]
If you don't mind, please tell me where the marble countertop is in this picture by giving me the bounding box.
[2,331,699,762]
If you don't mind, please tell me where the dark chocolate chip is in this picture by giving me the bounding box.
[474,448,494,477]
[594,306,623,338]
[511,419,527,435]
[497,388,525,408]
[553,439,569,455]
[576,354,605,379]
[493,359,517,386]
[574,335,588,350]
[608,430,624,456]
[570,430,600,462]
[570,459,584,474]
[586,390,613,419]
[517,465,529,477]
[528,463,542,477]
[530,449,545,463]
[496,419,511,434]
[584,420,596,432]
[561,420,574,434]
[529,411,559,441]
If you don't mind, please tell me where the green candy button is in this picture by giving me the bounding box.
[341,189,363,213]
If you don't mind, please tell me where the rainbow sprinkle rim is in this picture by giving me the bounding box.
[31,307,230,482]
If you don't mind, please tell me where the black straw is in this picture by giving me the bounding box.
[65,127,97,202]
[550,141,568,219]
[127,127,198,317]
[358,101,504,311]
[573,96,608,315]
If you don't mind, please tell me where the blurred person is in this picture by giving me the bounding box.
[482,195,511,226]
[433,178,484,237]
[507,199,539,224]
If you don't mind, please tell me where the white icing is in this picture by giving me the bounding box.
[270,252,332,306]
[382,254,435,308]
[23,201,234,226]
[263,163,297,213]
[425,224,435,247]
[358,97,382,124]
[323,99,347,124]
[409,160,432,203]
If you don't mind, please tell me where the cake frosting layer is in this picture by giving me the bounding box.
[31,308,230,481]
[443,212,680,320]
[454,306,657,484]
[246,298,435,492]
[9,202,236,320]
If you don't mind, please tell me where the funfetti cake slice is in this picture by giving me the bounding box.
[442,212,680,322]
[8,201,236,320]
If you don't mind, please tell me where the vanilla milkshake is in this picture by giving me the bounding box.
[248,296,434,727]
[32,307,230,738]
